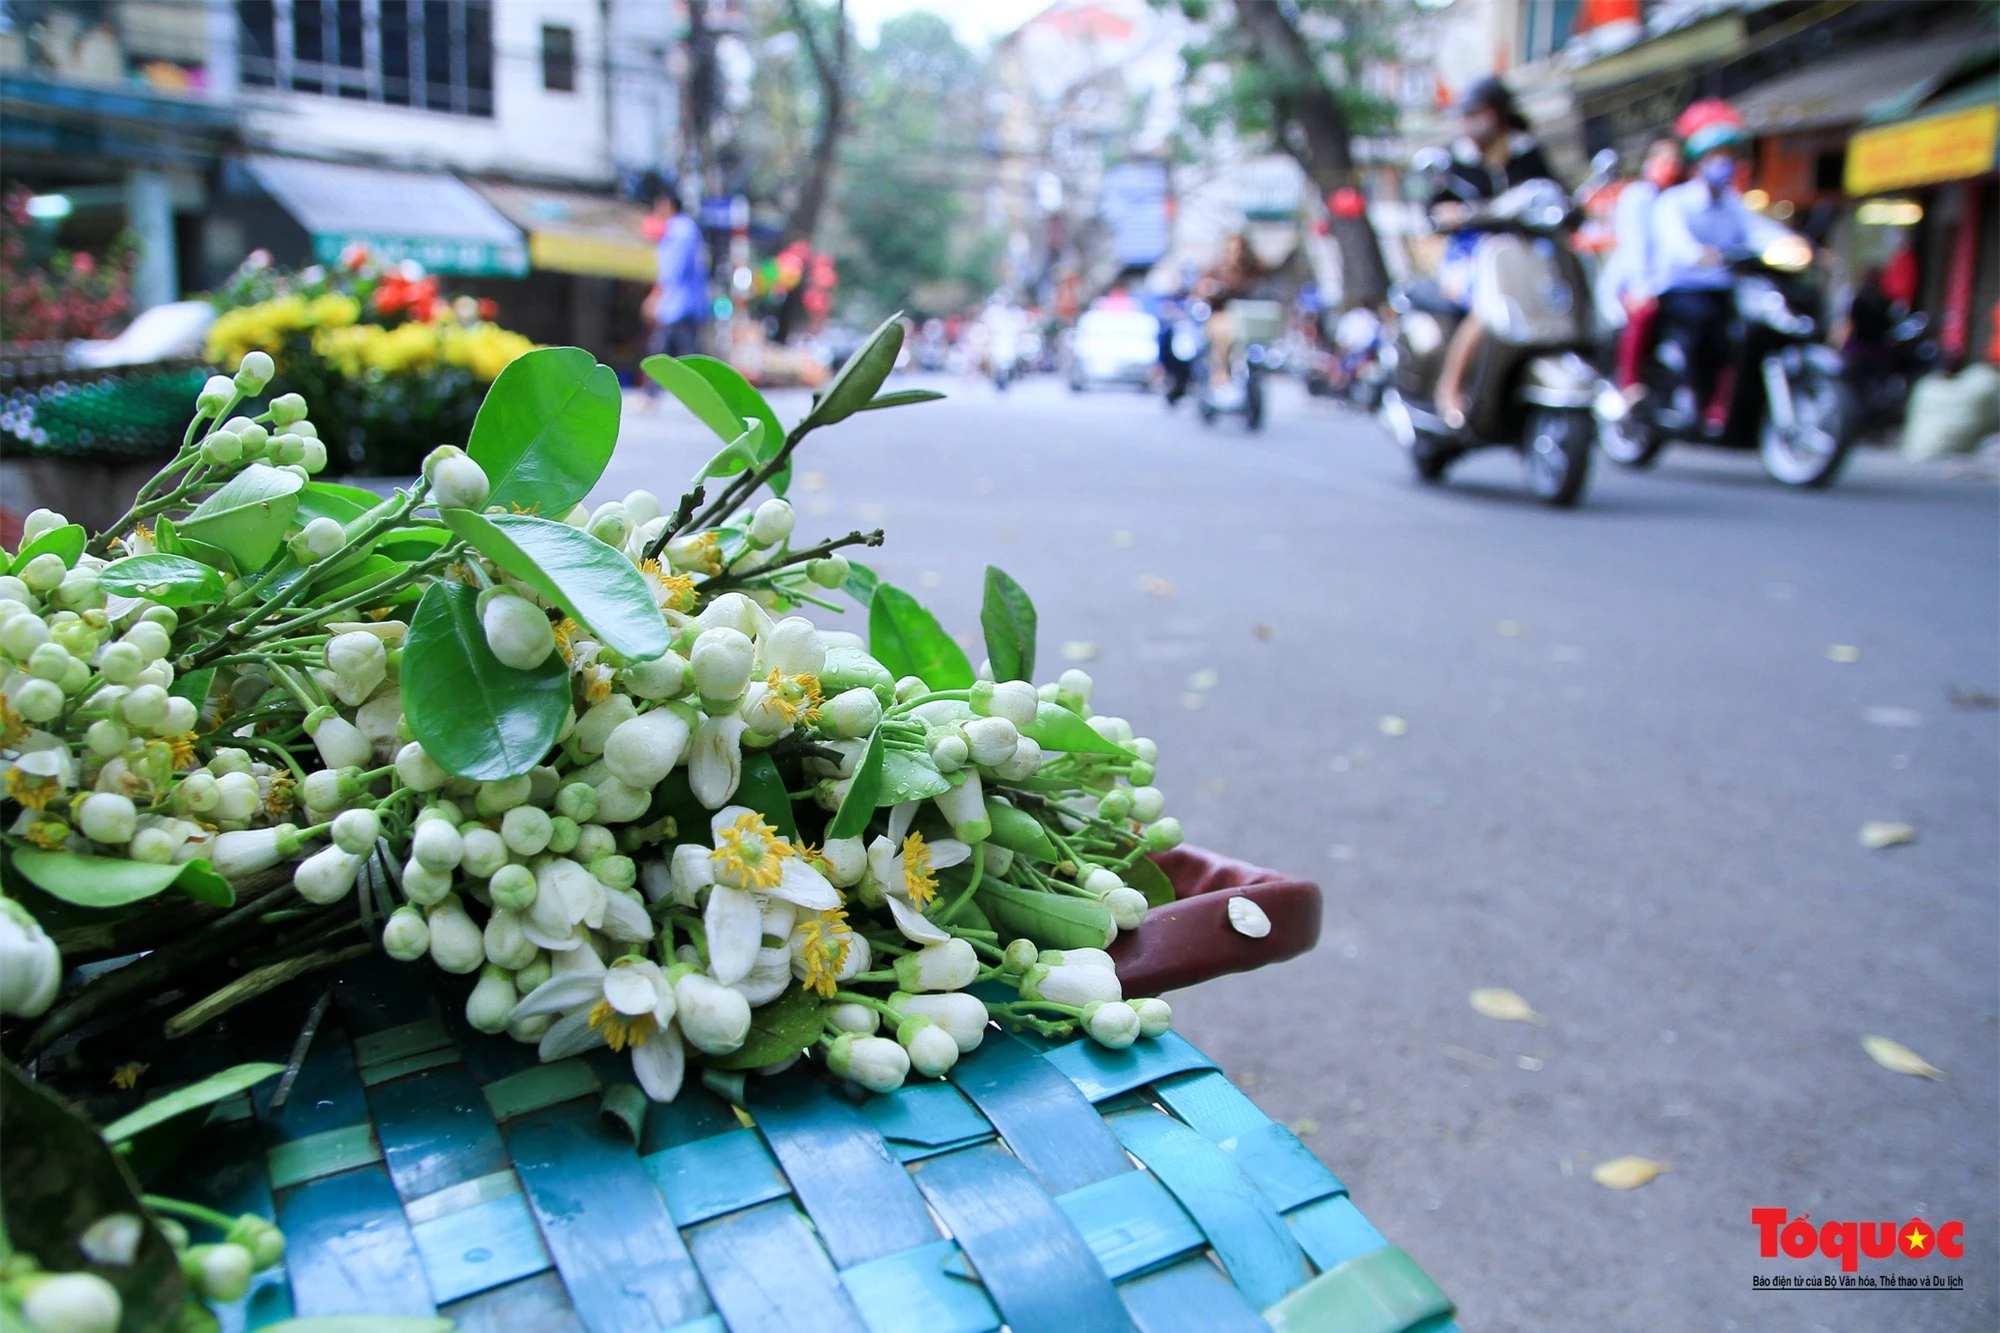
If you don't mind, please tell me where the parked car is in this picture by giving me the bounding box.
[1067,308,1161,392]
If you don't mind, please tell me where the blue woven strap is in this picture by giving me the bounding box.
[683,1198,869,1333]
[274,1163,435,1316]
[1117,1255,1271,1332]
[947,1034,1131,1193]
[912,1142,1135,1333]
[748,1076,938,1267]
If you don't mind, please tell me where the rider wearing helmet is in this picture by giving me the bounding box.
[1649,99,1797,426]
[1431,76,1560,427]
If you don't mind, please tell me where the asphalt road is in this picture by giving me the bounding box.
[601,371,1998,1332]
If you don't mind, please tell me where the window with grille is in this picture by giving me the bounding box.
[541,24,575,92]
[238,0,494,117]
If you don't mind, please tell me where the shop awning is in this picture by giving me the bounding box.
[469,180,657,283]
[1732,30,1985,136]
[243,155,527,276]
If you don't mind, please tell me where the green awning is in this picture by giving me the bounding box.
[245,155,527,277]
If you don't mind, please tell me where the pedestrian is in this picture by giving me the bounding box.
[1648,100,1796,429]
[642,175,709,365]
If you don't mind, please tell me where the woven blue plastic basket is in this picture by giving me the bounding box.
[152,956,1458,1333]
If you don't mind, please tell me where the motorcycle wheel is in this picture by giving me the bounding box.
[1244,375,1265,432]
[1410,435,1457,484]
[1760,371,1854,487]
[1597,411,1665,469]
[1524,408,1593,507]
[1198,399,1217,426]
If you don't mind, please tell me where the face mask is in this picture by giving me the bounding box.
[1698,157,1737,191]
[1643,156,1680,189]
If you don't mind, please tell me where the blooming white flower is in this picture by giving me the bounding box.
[0,897,62,1017]
[698,805,841,983]
[865,801,972,944]
[512,953,687,1101]
[326,631,387,706]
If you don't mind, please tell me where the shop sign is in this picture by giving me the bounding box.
[1846,105,1999,196]
[310,233,529,277]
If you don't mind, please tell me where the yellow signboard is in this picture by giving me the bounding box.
[528,230,657,283]
[1847,104,2000,196]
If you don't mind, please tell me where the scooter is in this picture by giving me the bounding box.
[1846,310,1939,434]
[1196,299,1282,433]
[1597,242,1855,486]
[1379,167,1600,507]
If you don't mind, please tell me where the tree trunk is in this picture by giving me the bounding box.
[775,0,848,341]
[1234,0,1391,307]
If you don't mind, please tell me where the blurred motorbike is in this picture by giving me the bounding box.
[1380,159,1600,506]
[1596,239,1856,487]
[1196,298,1282,432]
[1846,310,1939,434]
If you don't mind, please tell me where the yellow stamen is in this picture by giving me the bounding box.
[165,732,199,769]
[691,531,723,575]
[588,1000,658,1052]
[23,819,68,850]
[0,702,27,747]
[510,502,540,515]
[901,832,938,909]
[763,669,823,725]
[110,1062,148,1090]
[641,560,698,613]
[710,811,794,890]
[4,768,60,811]
[264,774,297,819]
[551,617,580,665]
[799,908,851,998]
[583,665,613,705]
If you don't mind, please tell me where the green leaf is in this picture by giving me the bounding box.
[170,667,216,706]
[704,984,826,1070]
[806,312,905,428]
[178,463,303,571]
[986,798,1057,861]
[881,747,950,804]
[643,353,747,444]
[679,355,791,494]
[469,346,621,516]
[2,1062,188,1327]
[695,420,765,480]
[1126,853,1177,909]
[9,849,234,908]
[980,565,1037,683]
[99,1062,285,1143]
[96,554,226,607]
[858,388,947,411]
[736,751,798,843]
[293,480,384,527]
[377,527,455,563]
[869,583,973,691]
[976,881,1114,950]
[404,581,570,781]
[13,522,85,570]
[828,728,885,839]
[1022,702,1132,757]
[317,553,417,606]
[844,559,880,610]
[441,511,669,663]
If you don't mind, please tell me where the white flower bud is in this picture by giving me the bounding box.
[480,592,555,671]
[499,804,552,857]
[474,774,532,818]
[381,906,430,960]
[622,489,661,527]
[808,554,850,588]
[332,807,381,855]
[326,632,387,706]
[1132,996,1173,1039]
[18,553,66,595]
[22,1271,122,1333]
[822,687,881,739]
[1131,737,1159,763]
[429,452,491,510]
[129,826,177,864]
[963,716,1019,768]
[1022,962,1122,1007]
[234,350,275,393]
[197,375,234,412]
[411,817,465,871]
[688,713,746,809]
[928,732,967,772]
[465,964,518,1032]
[900,992,989,1053]
[690,627,755,702]
[748,498,795,547]
[10,676,62,722]
[892,938,979,993]
[294,516,345,563]
[573,694,637,756]
[593,777,651,824]
[1083,1000,1142,1049]
[20,507,67,546]
[209,825,302,881]
[77,792,137,845]
[1129,786,1165,823]
[1104,887,1150,931]
[483,910,537,970]
[992,735,1043,781]
[1,612,52,658]
[827,1034,908,1093]
[827,1002,880,1034]
[934,769,989,843]
[309,714,373,770]
[395,741,448,792]
[903,1019,959,1076]
[619,651,687,700]
[604,708,691,790]
[79,1213,145,1267]
[674,972,752,1054]
[428,897,485,973]
[212,770,262,822]
[294,845,365,904]
[1143,817,1183,850]
[1059,668,1094,703]
[818,836,866,888]
[0,898,62,1017]
[156,695,198,737]
[115,683,165,730]
[985,680,1040,726]
[400,858,454,906]
[761,617,823,678]
[490,862,538,912]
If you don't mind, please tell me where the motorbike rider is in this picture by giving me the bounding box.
[1431,76,1560,428]
[1193,233,1264,401]
[1648,99,1796,429]
[1597,137,1682,400]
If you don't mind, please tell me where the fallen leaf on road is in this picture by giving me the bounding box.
[1289,1118,1319,1137]
[1378,715,1408,737]
[1864,705,1923,728]
[1253,622,1277,640]
[1112,530,1135,548]
[1138,574,1176,598]
[1592,1157,1668,1190]
[1948,686,1999,710]
[1187,668,1219,691]
[1061,641,1098,662]
[1859,821,1916,849]
[1827,644,1861,663]
[1497,619,1522,637]
[1516,1055,1544,1071]
[1179,692,1206,710]
[1440,1044,1500,1070]
[1469,988,1545,1025]
[1861,1035,1944,1080]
